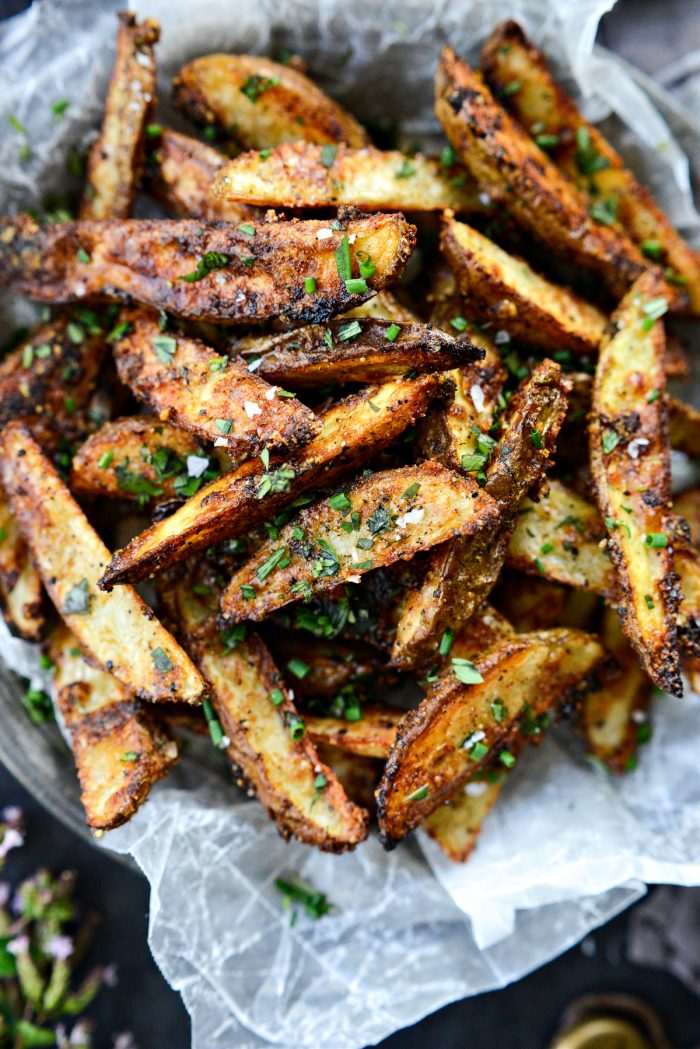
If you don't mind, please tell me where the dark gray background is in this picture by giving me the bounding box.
[1,0,700,1046]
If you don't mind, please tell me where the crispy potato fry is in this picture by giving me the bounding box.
[0,213,415,326]
[377,627,604,844]
[0,316,104,450]
[80,13,160,220]
[305,706,403,759]
[422,775,506,862]
[266,633,385,697]
[146,128,259,222]
[589,273,680,695]
[232,318,481,387]
[112,309,320,457]
[581,607,652,774]
[172,53,369,150]
[169,577,368,851]
[668,397,700,459]
[0,423,207,705]
[100,375,446,587]
[675,487,700,546]
[50,624,179,830]
[481,20,700,312]
[70,416,228,504]
[393,360,570,668]
[440,214,607,356]
[0,489,44,641]
[220,462,499,623]
[314,744,382,812]
[214,142,483,211]
[435,47,648,298]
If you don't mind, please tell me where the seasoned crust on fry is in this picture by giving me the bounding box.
[0,213,416,326]
[0,490,44,642]
[213,142,483,211]
[305,706,402,760]
[435,46,649,298]
[173,53,369,150]
[99,375,447,588]
[80,13,160,221]
[440,214,607,356]
[422,775,505,862]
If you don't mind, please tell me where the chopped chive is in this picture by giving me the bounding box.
[334,235,352,282]
[304,276,316,294]
[602,430,620,454]
[76,247,91,264]
[531,428,543,450]
[98,451,114,469]
[647,389,661,404]
[450,315,468,332]
[338,320,362,341]
[645,532,668,548]
[329,492,352,512]
[438,628,453,657]
[405,784,429,802]
[499,750,516,768]
[287,658,310,679]
[215,418,232,434]
[641,239,663,261]
[269,687,285,706]
[385,323,401,342]
[644,594,654,610]
[239,223,255,236]
[345,278,368,295]
[356,251,376,279]
[402,481,421,500]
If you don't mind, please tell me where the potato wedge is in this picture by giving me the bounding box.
[80,13,159,220]
[0,213,415,326]
[481,20,700,313]
[668,397,700,459]
[0,315,104,450]
[219,462,499,624]
[0,423,207,705]
[589,273,680,695]
[493,570,570,633]
[675,487,700,546]
[214,142,483,211]
[50,624,179,830]
[168,576,368,852]
[0,489,44,641]
[112,309,320,458]
[266,633,385,698]
[314,744,382,812]
[232,318,481,387]
[100,375,446,587]
[172,53,369,150]
[422,775,506,862]
[393,360,570,668]
[440,214,607,356]
[305,706,403,760]
[435,47,648,298]
[581,607,652,774]
[377,627,604,844]
[146,128,258,223]
[71,416,227,505]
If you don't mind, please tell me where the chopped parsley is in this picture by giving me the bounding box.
[240,75,280,102]
[491,698,507,723]
[367,504,393,535]
[152,335,177,364]
[589,196,618,226]
[320,144,337,168]
[63,579,92,616]
[395,159,416,179]
[641,296,669,331]
[575,127,609,176]
[602,429,620,454]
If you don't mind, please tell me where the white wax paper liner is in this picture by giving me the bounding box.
[1,1,699,1046]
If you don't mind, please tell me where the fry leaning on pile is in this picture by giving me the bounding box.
[0,12,699,871]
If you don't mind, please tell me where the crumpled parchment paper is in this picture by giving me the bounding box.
[1,1,699,1046]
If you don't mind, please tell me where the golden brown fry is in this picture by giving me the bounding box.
[80,13,160,221]
[589,273,680,695]
[213,142,483,211]
[377,627,604,845]
[70,416,227,504]
[169,577,368,852]
[232,318,481,387]
[0,489,44,641]
[172,53,369,150]
[481,20,700,313]
[422,775,506,862]
[581,607,652,774]
[50,624,179,830]
[0,316,104,450]
[305,706,403,759]
[393,360,570,668]
[0,213,415,326]
[146,128,259,222]
[220,462,499,624]
[315,744,382,812]
[0,423,207,705]
[112,309,320,458]
[100,375,446,587]
[435,47,648,298]
[440,214,607,356]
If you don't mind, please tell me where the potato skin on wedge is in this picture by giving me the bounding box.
[234,318,482,387]
[214,142,482,211]
[589,273,681,695]
[112,308,320,458]
[80,12,160,221]
[0,213,415,326]
[481,19,699,313]
[0,423,207,705]
[0,489,44,641]
[377,628,604,845]
[173,53,369,150]
[440,214,607,356]
[168,577,368,852]
[219,462,500,624]
[305,706,403,760]
[50,625,179,830]
[422,775,506,863]
[100,375,446,588]
[435,46,648,298]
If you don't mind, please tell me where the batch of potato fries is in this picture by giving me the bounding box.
[1,13,700,862]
